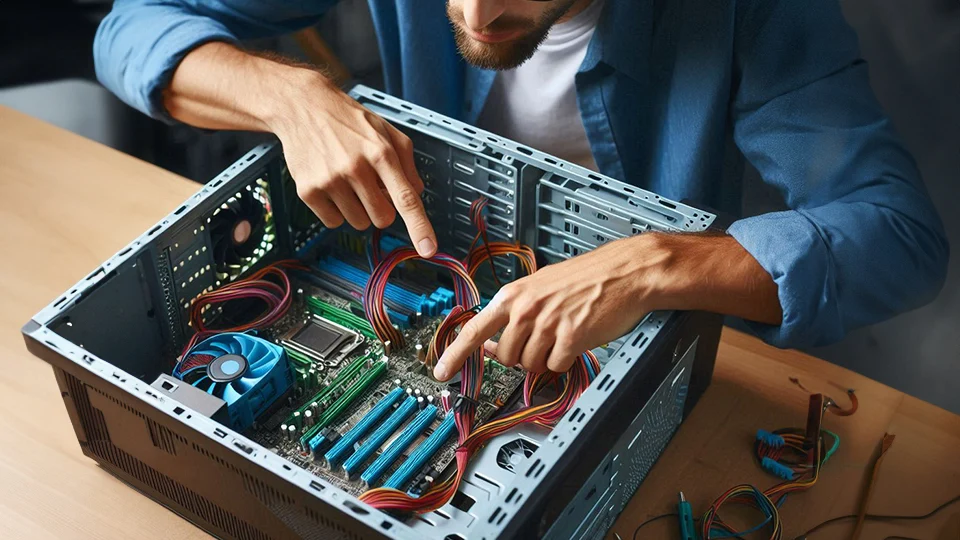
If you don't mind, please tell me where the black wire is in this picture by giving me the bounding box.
[632,512,676,540]
[794,493,960,539]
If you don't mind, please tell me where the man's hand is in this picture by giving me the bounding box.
[163,43,437,257]
[433,232,782,380]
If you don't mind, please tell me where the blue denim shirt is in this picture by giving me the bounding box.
[94,0,948,349]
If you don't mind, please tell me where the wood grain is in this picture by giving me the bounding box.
[1,106,957,540]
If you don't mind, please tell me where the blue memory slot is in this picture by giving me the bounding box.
[361,405,438,487]
[319,258,439,316]
[383,412,458,491]
[343,396,419,479]
[320,387,405,465]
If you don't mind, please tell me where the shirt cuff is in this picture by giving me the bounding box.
[726,209,844,348]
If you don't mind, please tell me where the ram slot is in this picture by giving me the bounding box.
[299,360,387,448]
[289,352,369,428]
[320,386,405,463]
[341,396,419,479]
[361,405,438,487]
[383,412,457,490]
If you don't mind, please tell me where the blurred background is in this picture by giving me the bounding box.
[2,0,958,412]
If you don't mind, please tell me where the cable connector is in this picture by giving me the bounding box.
[760,457,795,480]
[756,429,785,448]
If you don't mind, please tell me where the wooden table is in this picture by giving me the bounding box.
[1,107,957,540]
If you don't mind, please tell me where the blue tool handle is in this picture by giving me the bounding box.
[678,492,696,540]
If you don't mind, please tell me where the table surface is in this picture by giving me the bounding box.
[1,105,957,540]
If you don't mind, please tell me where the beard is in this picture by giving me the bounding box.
[447,0,580,70]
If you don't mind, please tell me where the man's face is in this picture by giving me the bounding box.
[447,0,582,70]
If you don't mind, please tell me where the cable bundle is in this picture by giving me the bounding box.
[699,389,857,539]
[174,259,304,376]
[463,197,537,280]
[362,248,480,348]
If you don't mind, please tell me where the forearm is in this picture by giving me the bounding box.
[642,232,782,325]
[162,42,330,133]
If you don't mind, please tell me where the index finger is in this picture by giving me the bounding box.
[433,304,508,381]
[371,139,437,258]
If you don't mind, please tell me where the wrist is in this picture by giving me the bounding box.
[258,62,337,136]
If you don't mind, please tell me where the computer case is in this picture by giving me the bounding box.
[22,85,722,539]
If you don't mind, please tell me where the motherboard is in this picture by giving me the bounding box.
[181,270,526,498]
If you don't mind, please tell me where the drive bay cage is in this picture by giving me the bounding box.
[22,86,722,539]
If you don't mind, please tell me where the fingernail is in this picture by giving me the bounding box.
[418,238,436,257]
[433,363,448,380]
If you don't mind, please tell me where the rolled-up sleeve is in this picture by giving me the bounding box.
[94,0,334,120]
[727,0,949,347]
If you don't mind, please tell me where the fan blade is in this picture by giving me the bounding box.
[221,382,244,405]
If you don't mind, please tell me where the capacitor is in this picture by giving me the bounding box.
[310,402,320,415]
[304,409,314,426]
[382,355,390,368]
[394,379,402,387]
[426,395,435,406]
[365,356,374,369]
[287,424,297,440]
[292,411,302,429]
[384,340,393,356]
[406,387,414,397]
[417,396,425,410]
[415,343,425,363]
[414,389,422,398]
[415,312,423,326]
[280,424,289,440]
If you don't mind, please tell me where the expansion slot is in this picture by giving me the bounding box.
[383,412,458,490]
[342,396,419,479]
[300,360,387,448]
[320,386,405,463]
[361,404,438,487]
[305,297,377,340]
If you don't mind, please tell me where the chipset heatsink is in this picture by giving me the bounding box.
[281,315,364,366]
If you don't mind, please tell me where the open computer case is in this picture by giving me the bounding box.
[22,86,722,540]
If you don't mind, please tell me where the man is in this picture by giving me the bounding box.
[95,0,948,381]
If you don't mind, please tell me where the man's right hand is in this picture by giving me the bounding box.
[163,43,437,257]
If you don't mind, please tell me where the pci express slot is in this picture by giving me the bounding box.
[361,404,438,487]
[341,396,419,478]
[288,352,369,424]
[383,412,458,490]
[320,386,405,463]
[300,360,387,449]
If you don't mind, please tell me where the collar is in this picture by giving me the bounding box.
[579,0,652,83]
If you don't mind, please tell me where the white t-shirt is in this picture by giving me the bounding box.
[477,0,604,172]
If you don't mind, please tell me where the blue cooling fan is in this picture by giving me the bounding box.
[184,333,292,431]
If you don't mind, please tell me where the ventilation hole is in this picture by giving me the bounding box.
[565,200,572,210]
[246,153,257,162]
[596,212,608,220]
[173,407,185,415]
[118,247,132,257]
[602,460,612,476]
[174,205,187,215]
[574,204,581,213]
[599,375,616,392]
[631,332,646,347]
[343,500,369,515]
[451,491,475,512]
[160,380,176,391]
[545,157,557,164]
[463,127,476,135]
[214,428,227,438]
[406,118,420,126]
[488,507,502,524]
[497,513,507,525]
[525,459,543,478]
[588,174,601,181]
[573,225,580,235]
[584,486,597,501]
[147,224,162,236]
[372,92,386,100]
[381,521,393,530]
[309,480,326,491]
[401,104,412,111]
[624,187,635,194]
[53,296,68,308]
[516,146,533,155]
[505,488,519,504]
[564,223,571,232]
